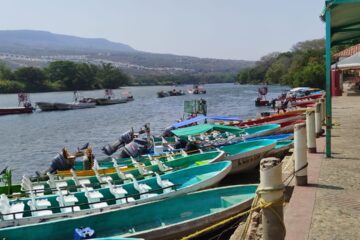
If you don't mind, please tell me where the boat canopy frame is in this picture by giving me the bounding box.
[321,0,360,157]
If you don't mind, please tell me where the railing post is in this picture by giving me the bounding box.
[315,103,322,137]
[294,123,308,186]
[259,157,285,240]
[306,108,316,153]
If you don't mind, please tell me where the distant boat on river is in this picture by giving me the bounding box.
[0,93,34,116]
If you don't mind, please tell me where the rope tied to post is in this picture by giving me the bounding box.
[181,193,286,240]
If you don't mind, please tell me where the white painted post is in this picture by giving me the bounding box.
[294,123,308,186]
[259,157,285,240]
[306,108,316,153]
[315,103,322,137]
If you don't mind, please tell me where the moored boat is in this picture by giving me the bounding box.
[264,140,293,158]
[35,102,57,111]
[0,106,33,116]
[0,184,256,240]
[53,101,96,110]
[56,150,226,178]
[95,89,128,105]
[219,139,276,173]
[0,93,34,116]
[0,161,232,229]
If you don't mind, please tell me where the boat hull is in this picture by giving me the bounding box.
[0,184,256,240]
[0,162,232,229]
[95,98,127,105]
[0,107,33,115]
[219,140,276,174]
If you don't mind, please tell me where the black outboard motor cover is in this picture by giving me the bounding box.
[174,139,188,149]
[118,138,149,158]
[102,130,134,156]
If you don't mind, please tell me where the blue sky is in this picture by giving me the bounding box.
[0,0,325,60]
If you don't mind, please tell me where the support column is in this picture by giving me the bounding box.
[325,5,332,158]
[306,109,316,153]
[259,157,285,240]
[294,123,308,186]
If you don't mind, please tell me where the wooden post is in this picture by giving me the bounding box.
[294,123,308,186]
[259,157,285,240]
[315,103,322,137]
[306,108,316,153]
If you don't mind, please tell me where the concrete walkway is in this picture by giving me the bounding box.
[285,96,360,240]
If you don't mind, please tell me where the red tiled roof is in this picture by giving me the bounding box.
[334,44,360,57]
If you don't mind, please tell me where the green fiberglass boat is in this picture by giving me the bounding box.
[0,184,256,240]
[0,161,232,229]
[219,139,277,174]
[264,140,293,158]
[17,150,225,197]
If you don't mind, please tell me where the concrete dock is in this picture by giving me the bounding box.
[285,96,360,240]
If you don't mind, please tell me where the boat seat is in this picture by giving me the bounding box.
[0,194,25,220]
[181,150,188,157]
[148,155,158,166]
[46,172,68,194]
[70,169,92,191]
[56,187,80,213]
[155,159,172,173]
[112,158,133,183]
[92,164,113,186]
[165,153,174,161]
[130,157,153,177]
[21,176,45,196]
[106,180,129,205]
[82,184,108,209]
[155,173,174,193]
[27,194,53,217]
[130,176,158,199]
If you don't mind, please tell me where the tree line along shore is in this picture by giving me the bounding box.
[0,39,336,94]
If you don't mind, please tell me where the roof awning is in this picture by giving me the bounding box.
[321,0,360,46]
[333,52,360,69]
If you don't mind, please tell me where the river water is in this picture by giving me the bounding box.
[0,83,288,181]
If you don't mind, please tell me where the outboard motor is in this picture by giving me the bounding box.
[162,126,175,137]
[118,138,150,158]
[184,141,200,153]
[102,129,134,156]
[174,139,188,149]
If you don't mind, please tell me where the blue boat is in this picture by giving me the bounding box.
[0,184,257,240]
[0,161,232,229]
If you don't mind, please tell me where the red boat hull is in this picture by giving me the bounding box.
[237,110,305,127]
[0,107,33,116]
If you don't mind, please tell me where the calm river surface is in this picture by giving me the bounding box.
[0,83,288,181]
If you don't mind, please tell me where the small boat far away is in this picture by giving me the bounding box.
[255,86,270,107]
[36,91,96,111]
[157,89,186,98]
[95,89,128,105]
[188,84,206,94]
[0,93,34,116]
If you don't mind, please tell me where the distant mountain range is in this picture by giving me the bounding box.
[0,30,254,82]
[0,30,135,52]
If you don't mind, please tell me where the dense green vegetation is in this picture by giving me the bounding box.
[0,61,130,93]
[236,39,326,88]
